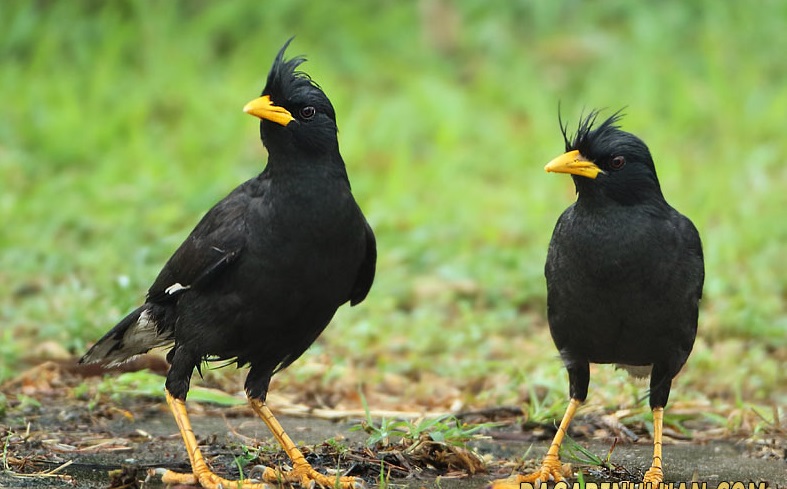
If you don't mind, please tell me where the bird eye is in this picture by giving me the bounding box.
[299,106,316,120]
[610,155,626,170]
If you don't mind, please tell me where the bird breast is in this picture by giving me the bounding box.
[551,206,674,291]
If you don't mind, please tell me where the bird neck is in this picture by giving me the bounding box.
[263,149,350,184]
[573,175,666,209]
[574,189,672,220]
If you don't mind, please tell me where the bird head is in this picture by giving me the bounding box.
[243,38,339,158]
[545,111,663,205]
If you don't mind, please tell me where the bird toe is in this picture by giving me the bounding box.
[160,469,198,485]
[248,464,273,481]
[642,466,664,486]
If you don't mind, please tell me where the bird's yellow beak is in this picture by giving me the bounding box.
[243,95,294,126]
[544,150,604,179]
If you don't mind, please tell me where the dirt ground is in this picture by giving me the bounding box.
[0,362,784,489]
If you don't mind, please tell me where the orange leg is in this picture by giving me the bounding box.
[248,398,364,489]
[160,391,275,488]
[642,407,664,486]
[489,398,580,489]
[159,391,364,489]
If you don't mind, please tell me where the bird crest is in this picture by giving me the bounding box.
[263,38,321,102]
[559,108,625,155]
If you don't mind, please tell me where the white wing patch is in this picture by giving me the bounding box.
[165,282,191,295]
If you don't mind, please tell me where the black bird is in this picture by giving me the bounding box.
[80,39,375,489]
[492,111,704,487]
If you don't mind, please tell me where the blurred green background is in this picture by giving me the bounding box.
[1,1,785,421]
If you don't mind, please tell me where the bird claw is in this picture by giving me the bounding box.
[248,464,276,481]
[248,464,361,489]
[528,454,571,483]
[642,466,664,487]
[159,467,279,489]
[160,469,198,486]
[489,456,571,489]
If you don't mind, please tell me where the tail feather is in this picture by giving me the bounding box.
[79,305,175,366]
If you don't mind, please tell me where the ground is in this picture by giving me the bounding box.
[0,361,784,489]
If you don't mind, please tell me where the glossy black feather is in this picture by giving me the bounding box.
[545,112,704,408]
[81,41,376,403]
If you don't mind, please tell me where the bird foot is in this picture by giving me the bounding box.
[488,456,572,488]
[250,464,365,489]
[159,467,275,489]
[642,466,664,487]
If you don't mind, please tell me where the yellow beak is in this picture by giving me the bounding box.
[544,150,604,179]
[243,95,294,126]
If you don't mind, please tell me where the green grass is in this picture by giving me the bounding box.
[1,1,785,416]
[353,392,498,448]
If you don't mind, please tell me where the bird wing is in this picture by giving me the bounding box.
[79,187,249,366]
[146,187,249,304]
[349,216,376,306]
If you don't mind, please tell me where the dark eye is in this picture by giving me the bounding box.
[299,106,316,120]
[610,155,626,170]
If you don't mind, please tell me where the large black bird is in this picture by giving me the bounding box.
[80,39,375,489]
[493,111,703,487]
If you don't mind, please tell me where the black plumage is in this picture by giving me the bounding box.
[547,112,703,409]
[493,111,704,487]
[80,39,374,489]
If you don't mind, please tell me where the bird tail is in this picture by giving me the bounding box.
[79,305,175,366]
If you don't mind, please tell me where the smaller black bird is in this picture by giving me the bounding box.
[80,39,374,489]
[492,111,704,487]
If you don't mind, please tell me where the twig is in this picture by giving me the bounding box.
[6,459,74,481]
